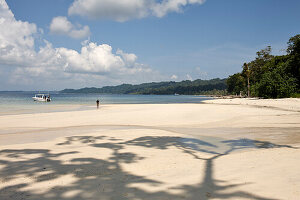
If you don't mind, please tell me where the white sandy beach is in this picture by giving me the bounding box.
[0,98,299,200]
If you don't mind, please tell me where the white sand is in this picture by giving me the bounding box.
[0,99,299,200]
[203,97,300,112]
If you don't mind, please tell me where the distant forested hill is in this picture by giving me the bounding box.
[61,78,227,95]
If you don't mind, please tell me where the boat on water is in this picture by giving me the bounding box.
[32,94,51,102]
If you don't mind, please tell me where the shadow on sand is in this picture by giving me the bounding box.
[0,133,295,200]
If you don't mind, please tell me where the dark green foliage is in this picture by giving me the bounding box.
[253,60,298,98]
[227,73,245,95]
[286,34,300,87]
[291,93,300,98]
[287,34,300,55]
[246,46,274,84]
[227,35,300,98]
[61,78,227,95]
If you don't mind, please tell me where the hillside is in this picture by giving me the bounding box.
[61,78,227,95]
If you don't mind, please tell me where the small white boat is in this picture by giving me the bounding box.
[32,94,51,102]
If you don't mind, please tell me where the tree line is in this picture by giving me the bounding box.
[61,78,227,95]
[227,34,300,98]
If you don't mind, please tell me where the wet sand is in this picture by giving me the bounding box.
[0,99,299,199]
[0,103,94,116]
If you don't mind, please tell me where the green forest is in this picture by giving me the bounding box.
[61,78,227,95]
[227,34,300,98]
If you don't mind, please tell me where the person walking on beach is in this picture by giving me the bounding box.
[96,99,100,109]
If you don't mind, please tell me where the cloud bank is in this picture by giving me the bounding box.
[50,16,90,39]
[68,0,206,22]
[59,42,149,75]
[0,0,157,90]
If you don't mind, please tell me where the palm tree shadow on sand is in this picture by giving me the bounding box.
[0,134,296,200]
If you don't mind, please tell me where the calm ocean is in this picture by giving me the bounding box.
[0,91,213,115]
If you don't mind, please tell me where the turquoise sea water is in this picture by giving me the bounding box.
[0,91,213,115]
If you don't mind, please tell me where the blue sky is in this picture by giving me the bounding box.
[1,0,300,90]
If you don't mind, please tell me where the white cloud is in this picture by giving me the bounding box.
[152,0,206,18]
[171,74,178,79]
[186,74,193,81]
[50,16,72,35]
[0,0,159,90]
[0,0,37,66]
[50,16,90,39]
[116,49,138,66]
[0,0,13,18]
[68,0,206,22]
[58,42,149,75]
[69,0,149,22]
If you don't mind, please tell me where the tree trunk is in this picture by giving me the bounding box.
[247,76,250,97]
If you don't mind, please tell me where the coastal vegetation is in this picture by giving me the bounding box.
[61,78,227,95]
[227,34,300,98]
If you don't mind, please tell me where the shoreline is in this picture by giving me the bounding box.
[0,93,214,116]
[0,104,95,116]
[1,96,299,114]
